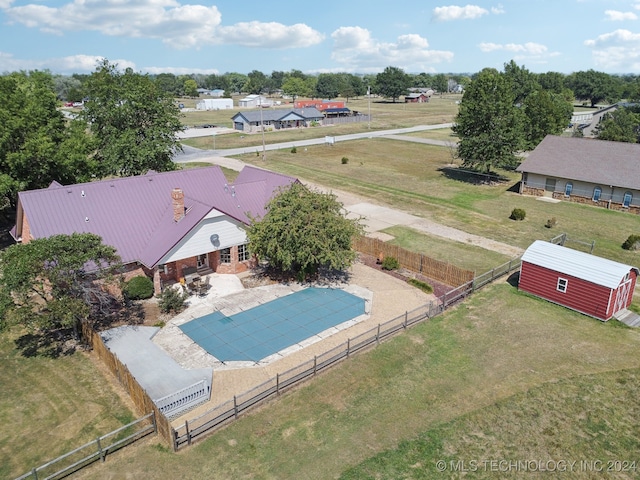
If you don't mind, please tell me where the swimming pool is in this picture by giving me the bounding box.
[179,287,366,362]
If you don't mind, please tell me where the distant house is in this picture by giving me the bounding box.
[516,135,640,214]
[206,89,226,97]
[404,93,430,103]
[294,100,345,111]
[196,98,233,110]
[519,240,638,321]
[238,94,271,108]
[231,108,324,133]
[11,166,299,293]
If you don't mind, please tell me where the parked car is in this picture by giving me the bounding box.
[64,102,74,107]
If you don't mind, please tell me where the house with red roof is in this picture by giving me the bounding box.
[516,135,640,214]
[11,165,298,292]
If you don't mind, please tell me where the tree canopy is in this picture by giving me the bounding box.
[565,69,622,107]
[246,183,363,280]
[375,66,411,102]
[595,107,640,143]
[453,68,525,173]
[81,60,184,177]
[0,233,121,337]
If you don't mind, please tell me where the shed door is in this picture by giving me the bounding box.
[614,278,633,314]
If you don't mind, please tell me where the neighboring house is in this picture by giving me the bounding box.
[516,135,640,214]
[519,240,638,321]
[206,89,226,97]
[11,166,299,293]
[231,108,324,133]
[196,98,233,110]
[294,100,345,111]
[404,93,430,103]
[238,94,271,108]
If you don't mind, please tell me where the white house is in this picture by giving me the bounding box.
[196,98,233,110]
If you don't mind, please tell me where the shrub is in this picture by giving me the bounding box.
[381,256,400,270]
[510,208,526,221]
[158,287,188,314]
[407,278,433,293]
[622,234,640,251]
[123,276,154,300]
[341,157,349,164]
[545,217,557,228]
[291,146,297,153]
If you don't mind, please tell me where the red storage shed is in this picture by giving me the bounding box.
[519,240,638,321]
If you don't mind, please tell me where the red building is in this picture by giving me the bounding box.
[519,240,638,321]
[294,100,345,111]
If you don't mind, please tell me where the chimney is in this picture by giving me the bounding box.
[171,188,185,222]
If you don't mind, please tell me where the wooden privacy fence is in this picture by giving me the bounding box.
[16,413,156,480]
[171,257,521,450]
[80,323,173,446]
[353,236,475,287]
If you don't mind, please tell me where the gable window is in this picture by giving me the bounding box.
[564,182,573,197]
[238,244,250,262]
[557,278,568,293]
[623,192,633,208]
[592,186,602,202]
[220,248,231,264]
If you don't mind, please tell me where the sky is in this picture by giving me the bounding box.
[2,0,640,76]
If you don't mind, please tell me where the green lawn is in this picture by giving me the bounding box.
[0,328,135,479]
[73,283,640,479]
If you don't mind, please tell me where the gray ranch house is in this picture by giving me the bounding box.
[11,166,298,293]
[516,135,640,214]
[232,108,324,133]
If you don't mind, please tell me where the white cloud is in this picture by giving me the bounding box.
[584,29,640,70]
[491,5,506,15]
[143,66,219,75]
[3,0,322,50]
[217,21,324,48]
[432,5,489,22]
[605,10,638,21]
[330,27,453,73]
[478,42,548,55]
[0,52,135,74]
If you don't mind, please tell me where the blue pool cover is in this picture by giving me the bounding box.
[179,287,365,362]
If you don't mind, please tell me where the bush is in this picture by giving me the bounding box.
[291,146,297,153]
[123,276,154,300]
[622,234,640,251]
[545,217,557,228]
[510,208,526,221]
[381,256,400,270]
[158,287,188,314]
[407,278,433,293]
[341,157,349,164]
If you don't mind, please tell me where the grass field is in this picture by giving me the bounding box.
[72,283,640,479]
[0,329,135,479]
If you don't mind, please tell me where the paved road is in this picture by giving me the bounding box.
[173,123,454,162]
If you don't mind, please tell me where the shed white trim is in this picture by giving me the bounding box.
[521,240,638,289]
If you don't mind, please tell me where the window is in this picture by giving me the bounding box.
[557,278,568,293]
[238,244,250,262]
[623,192,633,208]
[220,248,231,264]
[564,182,573,197]
[592,186,602,202]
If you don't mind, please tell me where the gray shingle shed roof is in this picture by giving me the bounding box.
[516,135,640,191]
[232,107,323,124]
[15,166,297,268]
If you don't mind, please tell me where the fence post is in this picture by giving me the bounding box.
[151,410,157,435]
[96,437,105,462]
[347,339,350,357]
[403,311,407,329]
[376,324,380,344]
[508,259,512,273]
[172,428,178,452]
[313,356,317,375]
[32,468,38,480]
[233,396,238,419]
[276,373,280,395]
[185,420,192,446]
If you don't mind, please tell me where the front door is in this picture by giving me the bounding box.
[197,254,208,269]
[614,278,632,314]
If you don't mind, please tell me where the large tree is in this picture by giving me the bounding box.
[282,77,312,102]
[0,233,121,338]
[595,107,640,143]
[81,60,183,177]
[246,183,363,280]
[375,66,411,102]
[0,71,93,212]
[522,89,573,149]
[452,68,525,173]
[315,73,342,99]
[565,69,622,107]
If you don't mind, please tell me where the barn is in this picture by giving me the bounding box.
[519,240,638,321]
